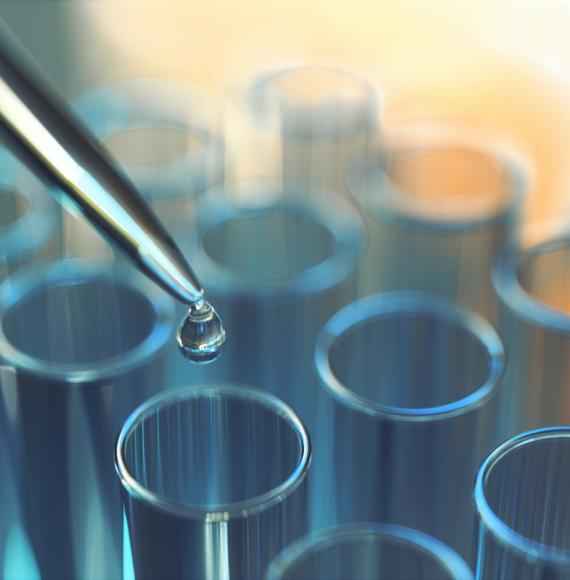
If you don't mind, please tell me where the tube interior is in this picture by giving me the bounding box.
[202,208,335,280]
[0,189,29,229]
[122,391,304,508]
[329,311,489,409]
[104,127,201,168]
[483,434,570,552]
[516,241,570,315]
[277,532,456,579]
[2,278,155,364]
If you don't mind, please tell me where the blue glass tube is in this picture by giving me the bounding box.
[312,292,505,560]
[69,77,226,258]
[248,67,379,192]
[115,384,311,580]
[493,219,570,438]
[347,126,527,317]
[0,259,174,580]
[0,147,59,279]
[474,427,570,579]
[182,178,364,429]
[266,523,473,580]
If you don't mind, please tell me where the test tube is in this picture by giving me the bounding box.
[115,384,311,580]
[493,219,570,438]
[68,78,226,257]
[247,66,379,192]
[266,523,473,580]
[0,149,60,579]
[0,147,59,279]
[312,292,504,560]
[0,259,173,580]
[474,427,570,579]
[347,124,527,317]
[185,179,364,428]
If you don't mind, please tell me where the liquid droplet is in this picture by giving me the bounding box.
[177,299,226,364]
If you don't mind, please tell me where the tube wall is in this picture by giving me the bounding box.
[347,125,527,317]
[0,260,173,580]
[182,179,364,430]
[116,384,311,580]
[493,219,570,437]
[474,427,570,579]
[313,292,504,560]
[266,524,473,580]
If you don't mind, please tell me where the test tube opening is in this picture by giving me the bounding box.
[116,385,311,517]
[475,428,570,565]
[316,293,504,419]
[0,262,172,375]
[266,524,473,580]
[103,127,204,172]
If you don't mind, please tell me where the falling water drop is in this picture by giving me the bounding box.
[177,298,226,364]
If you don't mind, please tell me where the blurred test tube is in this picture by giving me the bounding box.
[347,124,527,317]
[69,78,226,257]
[0,260,173,580]
[247,66,379,192]
[474,427,570,579]
[493,219,570,437]
[312,292,504,559]
[184,179,364,428]
[266,523,473,580]
[0,147,59,279]
[115,384,311,580]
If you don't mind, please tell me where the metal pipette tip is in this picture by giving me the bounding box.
[177,298,226,364]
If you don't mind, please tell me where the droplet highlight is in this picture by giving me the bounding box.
[177,299,226,364]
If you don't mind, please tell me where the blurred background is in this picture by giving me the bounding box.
[3,0,570,222]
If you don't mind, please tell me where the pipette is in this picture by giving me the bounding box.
[0,28,225,363]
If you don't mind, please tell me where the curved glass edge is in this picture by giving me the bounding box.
[0,259,175,381]
[473,426,570,567]
[192,179,366,298]
[0,149,58,260]
[72,77,225,196]
[115,383,312,521]
[265,523,473,580]
[492,218,570,335]
[314,291,505,422]
[248,66,380,142]
[345,137,528,232]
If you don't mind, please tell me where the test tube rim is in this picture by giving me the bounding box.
[194,179,365,298]
[493,218,570,335]
[72,76,225,199]
[346,134,527,232]
[473,426,570,567]
[265,522,474,580]
[0,259,174,382]
[315,291,505,422]
[0,151,57,261]
[248,65,380,142]
[115,382,312,520]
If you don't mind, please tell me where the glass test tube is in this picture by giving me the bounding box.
[493,219,570,438]
[266,523,473,580]
[0,260,174,580]
[474,427,570,579]
[347,124,527,317]
[248,66,379,192]
[183,179,364,429]
[313,292,504,560]
[0,149,60,580]
[0,147,59,279]
[115,384,311,580]
[69,78,226,257]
